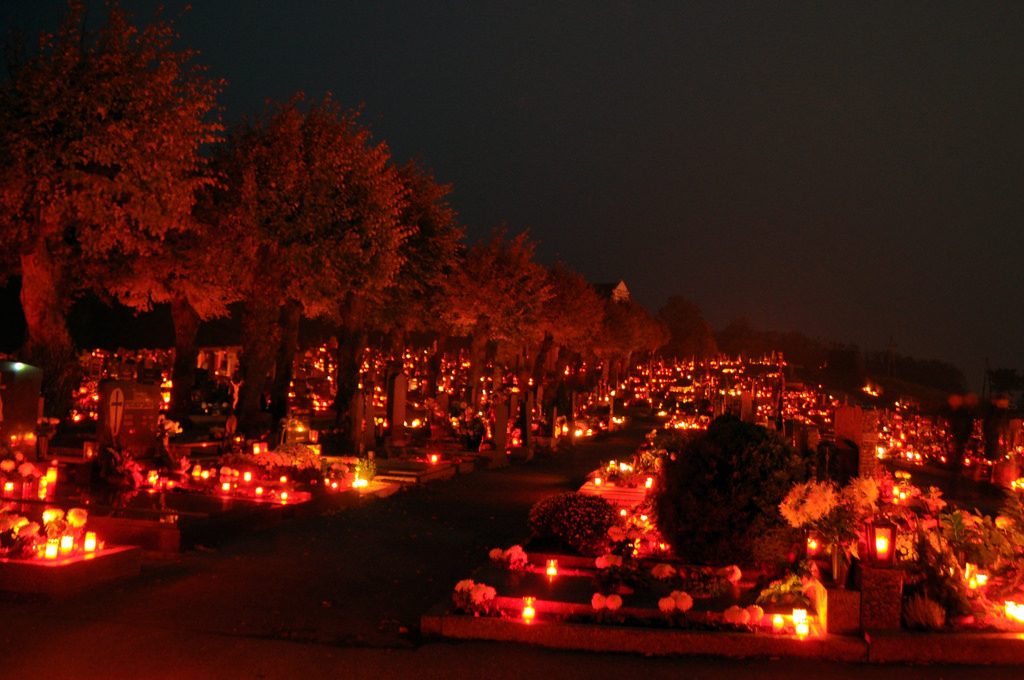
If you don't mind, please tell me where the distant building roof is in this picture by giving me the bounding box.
[594,280,631,302]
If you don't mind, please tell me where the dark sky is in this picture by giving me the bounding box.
[6,1,1023,385]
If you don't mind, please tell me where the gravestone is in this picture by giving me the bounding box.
[740,391,754,422]
[522,390,535,448]
[98,380,162,457]
[0,361,43,456]
[386,373,408,447]
[834,405,864,449]
[490,399,509,467]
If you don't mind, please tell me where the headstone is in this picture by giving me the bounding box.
[491,399,509,467]
[0,361,43,456]
[523,390,535,448]
[386,373,408,447]
[98,380,162,457]
[740,392,754,422]
[834,405,864,449]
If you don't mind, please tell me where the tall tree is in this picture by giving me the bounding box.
[657,295,718,360]
[209,95,407,433]
[532,263,604,385]
[0,1,221,416]
[442,230,551,407]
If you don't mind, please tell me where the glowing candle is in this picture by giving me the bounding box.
[795,620,810,638]
[255,486,264,496]
[806,536,820,556]
[60,535,74,553]
[44,540,59,560]
[279,475,288,483]
[593,477,603,487]
[429,454,440,465]
[280,491,289,502]
[83,532,97,552]
[546,559,558,577]
[46,465,58,483]
[874,535,891,562]
[221,481,231,493]
[791,608,808,624]
[243,471,252,483]
[772,614,785,633]
[200,470,210,480]
[522,597,536,623]
[3,481,14,494]
[645,477,654,489]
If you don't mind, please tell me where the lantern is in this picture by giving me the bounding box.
[44,539,59,560]
[866,518,897,567]
[772,613,785,633]
[546,559,558,578]
[83,532,97,552]
[60,535,74,553]
[429,454,440,465]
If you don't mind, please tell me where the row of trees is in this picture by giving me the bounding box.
[0,3,666,440]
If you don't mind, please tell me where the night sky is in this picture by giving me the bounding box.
[5,1,1023,385]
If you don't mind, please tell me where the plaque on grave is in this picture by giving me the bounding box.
[98,380,162,457]
[0,361,43,454]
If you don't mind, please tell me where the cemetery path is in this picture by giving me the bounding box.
[1,417,1015,679]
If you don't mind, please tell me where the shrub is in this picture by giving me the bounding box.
[528,492,618,555]
[903,593,946,630]
[655,415,809,565]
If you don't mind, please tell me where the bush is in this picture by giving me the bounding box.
[655,415,809,565]
[528,492,618,555]
[903,593,946,630]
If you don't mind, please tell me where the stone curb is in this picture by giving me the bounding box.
[421,613,867,662]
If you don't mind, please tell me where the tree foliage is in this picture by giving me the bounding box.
[0,1,222,414]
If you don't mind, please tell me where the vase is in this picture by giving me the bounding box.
[830,545,848,589]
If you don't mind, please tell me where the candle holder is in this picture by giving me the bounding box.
[866,518,897,568]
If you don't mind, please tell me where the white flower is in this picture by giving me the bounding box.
[0,460,15,472]
[607,526,626,542]
[650,563,677,580]
[841,476,880,515]
[717,565,742,584]
[723,605,750,625]
[66,508,88,529]
[591,593,607,610]
[454,579,475,593]
[503,545,528,570]
[17,462,37,478]
[658,596,676,613]
[488,548,504,562]
[780,480,838,528]
[745,605,764,625]
[470,583,496,605]
[605,594,623,611]
[19,521,39,538]
[670,590,693,612]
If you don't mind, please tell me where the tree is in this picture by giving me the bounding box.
[657,295,718,360]
[209,95,407,432]
[0,1,221,416]
[532,263,604,384]
[595,299,667,386]
[442,230,551,407]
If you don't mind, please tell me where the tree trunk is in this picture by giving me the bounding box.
[169,296,201,420]
[20,247,78,419]
[237,298,280,434]
[531,333,554,385]
[333,294,368,451]
[270,299,302,428]
[467,328,487,408]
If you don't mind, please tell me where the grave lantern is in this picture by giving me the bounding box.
[521,597,536,623]
[866,518,897,567]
